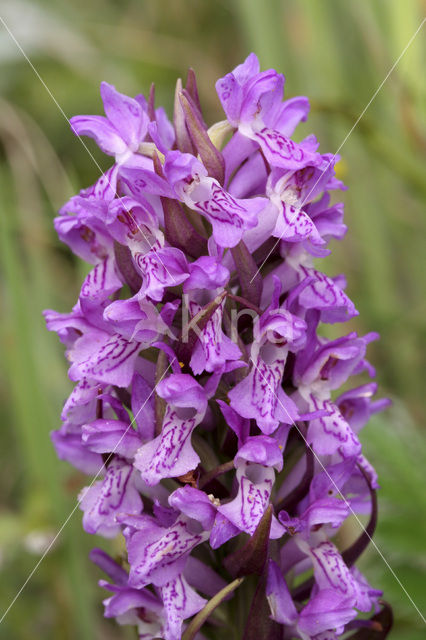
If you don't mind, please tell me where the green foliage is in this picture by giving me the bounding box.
[0,1,424,638]
[360,408,426,638]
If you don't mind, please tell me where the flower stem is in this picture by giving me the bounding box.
[182,577,245,640]
[198,460,235,490]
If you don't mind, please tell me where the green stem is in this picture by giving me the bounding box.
[182,577,245,640]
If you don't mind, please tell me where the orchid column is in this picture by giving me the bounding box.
[45,54,391,640]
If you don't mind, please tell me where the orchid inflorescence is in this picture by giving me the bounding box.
[45,54,392,639]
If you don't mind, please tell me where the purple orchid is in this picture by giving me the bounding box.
[79,457,143,537]
[163,151,266,248]
[134,373,207,486]
[45,54,391,639]
[70,82,150,163]
[91,548,208,640]
[228,286,305,434]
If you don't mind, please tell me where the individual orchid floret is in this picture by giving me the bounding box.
[188,297,241,374]
[54,170,118,263]
[337,382,392,434]
[163,151,266,248]
[103,294,177,344]
[132,243,189,302]
[68,331,141,387]
[305,396,362,460]
[124,514,209,589]
[81,417,141,459]
[54,210,114,264]
[216,54,311,140]
[265,158,341,247]
[278,495,350,537]
[266,560,355,639]
[70,82,150,163]
[290,266,358,323]
[228,293,304,434]
[216,53,319,171]
[307,540,381,613]
[295,331,379,392]
[79,457,143,538]
[51,420,103,475]
[217,461,282,537]
[92,548,207,640]
[228,352,299,434]
[134,373,207,485]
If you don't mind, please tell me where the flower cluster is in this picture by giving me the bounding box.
[45,54,391,639]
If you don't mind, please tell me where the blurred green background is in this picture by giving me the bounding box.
[0,1,425,638]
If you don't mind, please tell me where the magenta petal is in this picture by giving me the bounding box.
[79,458,143,538]
[235,435,283,471]
[69,333,140,387]
[210,512,240,549]
[183,255,230,291]
[82,419,140,458]
[169,486,216,530]
[189,300,241,375]
[134,405,201,486]
[100,82,148,150]
[215,72,242,126]
[183,556,227,597]
[307,397,362,459]
[80,256,122,310]
[229,356,299,434]
[161,575,207,640]
[217,463,275,535]
[51,427,102,474]
[102,585,161,622]
[119,163,175,199]
[273,96,310,136]
[298,589,355,635]
[189,179,266,248]
[215,53,260,126]
[134,246,189,302]
[273,202,325,245]
[90,548,129,585]
[127,518,207,587]
[266,559,298,625]
[70,115,127,156]
[249,127,319,170]
[310,541,361,606]
[297,267,358,322]
[131,373,155,441]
